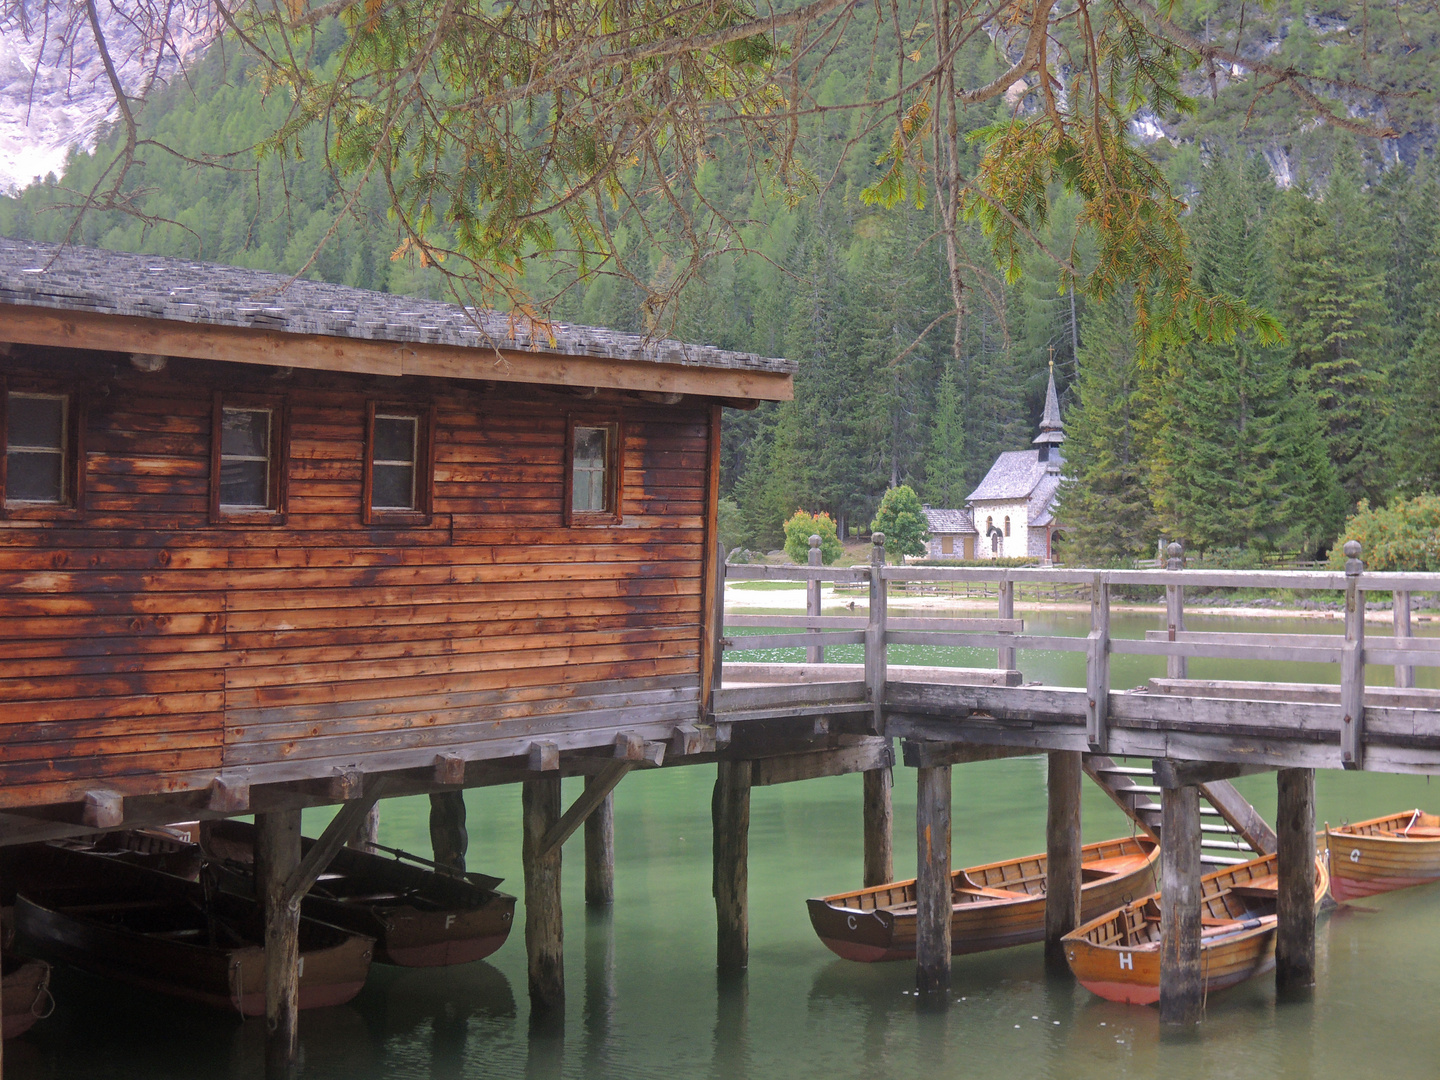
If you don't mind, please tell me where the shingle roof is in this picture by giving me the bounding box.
[1028,472,1063,527]
[0,239,796,377]
[922,507,976,534]
[967,450,1058,502]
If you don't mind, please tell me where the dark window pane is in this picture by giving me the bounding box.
[574,426,606,468]
[7,450,63,502]
[374,416,417,463]
[573,467,607,512]
[220,459,268,507]
[222,409,270,459]
[8,395,64,450]
[373,463,415,509]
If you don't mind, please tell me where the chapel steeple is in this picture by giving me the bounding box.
[1032,358,1064,468]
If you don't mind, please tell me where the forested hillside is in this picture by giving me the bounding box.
[2,1,1436,558]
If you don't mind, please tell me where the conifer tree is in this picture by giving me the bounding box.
[925,360,968,507]
[1054,291,1158,563]
[1272,141,1393,509]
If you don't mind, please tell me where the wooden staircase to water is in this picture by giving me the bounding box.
[1082,756,1278,865]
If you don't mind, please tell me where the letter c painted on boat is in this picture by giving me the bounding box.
[847,915,858,930]
[1350,848,1361,863]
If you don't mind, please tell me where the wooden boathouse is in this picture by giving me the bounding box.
[8,237,1440,1072]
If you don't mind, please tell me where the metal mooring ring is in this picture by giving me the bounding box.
[1350,849,1362,863]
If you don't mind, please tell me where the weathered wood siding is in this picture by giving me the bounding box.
[0,349,714,809]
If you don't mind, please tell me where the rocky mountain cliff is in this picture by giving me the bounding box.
[0,1,213,192]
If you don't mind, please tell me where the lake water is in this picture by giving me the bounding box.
[11,604,1440,1078]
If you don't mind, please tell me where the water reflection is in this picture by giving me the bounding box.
[711,973,748,1080]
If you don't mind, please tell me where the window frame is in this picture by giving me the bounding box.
[1004,515,1011,537]
[210,391,289,525]
[362,400,436,526]
[0,377,86,520]
[564,415,624,526]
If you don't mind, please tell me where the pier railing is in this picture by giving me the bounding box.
[718,537,1440,772]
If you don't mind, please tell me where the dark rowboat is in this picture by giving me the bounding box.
[2,954,52,1039]
[12,845,372,1015]
[808,835,1159,962]
[1062,851,1330,1006]
[198,820,516,967]
[1325,810,1440,902]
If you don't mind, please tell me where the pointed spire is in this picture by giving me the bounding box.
[1033,358,1064,449]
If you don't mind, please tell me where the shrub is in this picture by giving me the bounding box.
[783,510,843,564]
[1331,495,1440,572]
[869,485,929,560]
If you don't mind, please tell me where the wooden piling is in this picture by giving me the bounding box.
[257,809,303,1078]
[1159,783,1203,1027]
[347,803,380,851]
[862,766,894,888]
[429,791,468,873]
[1275,767,1317,996]
[712,760,751,975]
[915,765,952,998]
[1044,750,1083,974]
[865,534,888,734]
[522,778,565,1012]
[807,535,825,664]
[584,777,616,906]
[1340,541,1366,769]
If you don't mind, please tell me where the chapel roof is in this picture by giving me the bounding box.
[922,506,976,534]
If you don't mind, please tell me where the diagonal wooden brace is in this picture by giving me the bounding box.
[280,775,390,910]
[537,760,635,858]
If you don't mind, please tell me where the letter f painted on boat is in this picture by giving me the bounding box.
[1118,952,1133,970]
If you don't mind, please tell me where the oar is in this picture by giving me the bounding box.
[351,840,504,891]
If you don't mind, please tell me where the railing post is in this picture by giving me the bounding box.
[1394,588,1414,690]
[1085,573,1110,753]
[865,534,887,734]
[1340,541,1366,770]
[807,534,824,664]
[1166,541,1187,680]
[997,576,1015,672]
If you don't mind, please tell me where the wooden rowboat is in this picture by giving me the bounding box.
[11,845,373,1016]
[1062,852,1330,1006]
[808,835,1159,962]
[198,819,516,967]
[2,954,52,1039]
[1325,810,1440,902]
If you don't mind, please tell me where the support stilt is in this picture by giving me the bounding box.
[1275,767,1317,996]
[712,759,750,976]
[1159,783,1203,1028]
[522,778,565,1012]
[348,803,380,851]
[257,809,302,1079]
[584,778,616,907]
[429,791,468,874]
[862,766,894,888]
[1044,750,1083,974]
[915,765,952,998]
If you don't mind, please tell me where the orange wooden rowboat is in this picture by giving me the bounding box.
[1325,810,1440,902]
[1062,852,1329,1006]
[808,835,1158,962]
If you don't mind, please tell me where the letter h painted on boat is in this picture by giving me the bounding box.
[1118,952,1133,970]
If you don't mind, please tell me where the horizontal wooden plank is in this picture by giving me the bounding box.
[723,615,869,629]
[885,631,1089,652]
[750,739,894,785]
[1112,638,1343,663]
[724,631,867,652]
[715,681,868,712]
[722,564,870,582]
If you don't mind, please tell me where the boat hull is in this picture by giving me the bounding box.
[201,820,516,968]
[1063,852,1328,1007]
[1326,812,1440,902]
[2,955,51,1039]
[808,836,1158,962]
[10,846,373,1016]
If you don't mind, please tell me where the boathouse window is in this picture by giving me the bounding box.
[210,392,287,523]
[363,401,435,525]
[566,417,622,525]
[2,385,84,516]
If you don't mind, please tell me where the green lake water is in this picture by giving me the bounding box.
[12,606,1440,1078]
